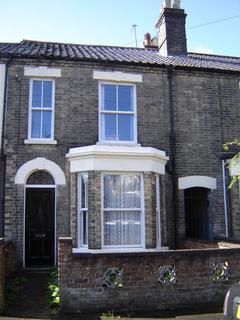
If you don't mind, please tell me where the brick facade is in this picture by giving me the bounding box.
[0,239,5,312]
[0,58,239,266]
[0,239,18,313]
[0,1,240,315]
[59,237,240,312]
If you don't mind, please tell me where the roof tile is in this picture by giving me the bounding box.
[0,40,240,72]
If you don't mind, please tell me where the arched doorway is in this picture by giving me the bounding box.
[25,170,55,267]
[184,187,210,240]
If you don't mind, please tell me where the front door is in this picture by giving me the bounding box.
[184,187,209,240]
[25,188,55,266]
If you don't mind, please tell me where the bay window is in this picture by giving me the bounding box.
[99,83,136,143]
[102,173,144,248]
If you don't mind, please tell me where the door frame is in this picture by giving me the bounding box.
[23,184,56,268]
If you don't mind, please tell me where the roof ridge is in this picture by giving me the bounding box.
[188,51,240,60]
[21,39,148,51]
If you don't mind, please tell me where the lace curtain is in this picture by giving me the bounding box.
[103,174,142,246]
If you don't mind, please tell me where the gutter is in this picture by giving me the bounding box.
[167,65,178,249]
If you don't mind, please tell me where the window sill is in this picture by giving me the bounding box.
[97,141,141,147]
[24,139,57,145]
[72,247,169,254]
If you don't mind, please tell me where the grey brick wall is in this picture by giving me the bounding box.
[0,161,4,237]
[157,8,187,56]
[2,58,240,265]
[172,70,240,240]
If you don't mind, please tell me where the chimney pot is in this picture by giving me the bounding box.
[144,33,151,46]
[164,0,171,7]
[173,0,181,9]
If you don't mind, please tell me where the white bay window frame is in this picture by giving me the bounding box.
[27,78,55,142]
[101,172,145,249]
[98,82,137,144]
[155,174,161,248]
[78,173,88,248]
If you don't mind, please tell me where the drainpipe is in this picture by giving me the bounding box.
[167,65,178,249]
[1,58,11,237]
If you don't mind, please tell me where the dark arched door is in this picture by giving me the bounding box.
[184,187,210,240]
[25,171,55,267]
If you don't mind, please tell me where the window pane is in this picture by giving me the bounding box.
[42,81,52,108]
[118,114,134,141]
[104,175,122,208]
[79,173,88,247]
[118,85,133,111]
[81,173,88,209]
[31,110,41,138]
[104,211,141,246]
[104,211,122,246]
[27,170,54,185]
[42,111,52,138]
[122,175,141,208]
[104,174,141,208]
[32,80,42,108]
[82,210,88,245]
[122,211,141,245]
[102,84,116,111]
[101,114,117,141]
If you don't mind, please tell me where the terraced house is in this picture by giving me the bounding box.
[0,0,240,312]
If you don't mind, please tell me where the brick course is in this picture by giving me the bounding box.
[1,57,240,265]
[59,237,240,312]
[0,239,5,312]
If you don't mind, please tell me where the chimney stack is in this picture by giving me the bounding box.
[156,0,187,56]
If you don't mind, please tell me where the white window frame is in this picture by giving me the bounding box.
[155,174,161,248]
[28,78,55,142]
[98,82,137,144]
[101,172,145,249]
[78,173,88,248]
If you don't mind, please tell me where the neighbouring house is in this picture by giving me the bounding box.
[0,0,240,312]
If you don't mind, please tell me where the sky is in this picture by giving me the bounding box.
[1,0,240,57]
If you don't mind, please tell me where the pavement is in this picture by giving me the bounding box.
[0,313,224,319]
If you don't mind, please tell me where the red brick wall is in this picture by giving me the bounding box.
[183,239,220,249]
[5,241,18,276]
[58,237,240,313]
[0,239,5,312]
[183,239,240,250]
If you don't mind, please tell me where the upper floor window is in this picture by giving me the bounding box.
[99,83,137,143]
[28,79,54,140]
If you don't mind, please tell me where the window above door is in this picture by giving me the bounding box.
[25,79,57,144]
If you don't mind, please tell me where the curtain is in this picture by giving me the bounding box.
[103,174,142,246]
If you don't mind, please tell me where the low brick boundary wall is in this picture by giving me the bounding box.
[0,239,5,312]
[5,241,18,276]
[183,239,240,249]
[58,237,240,313]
